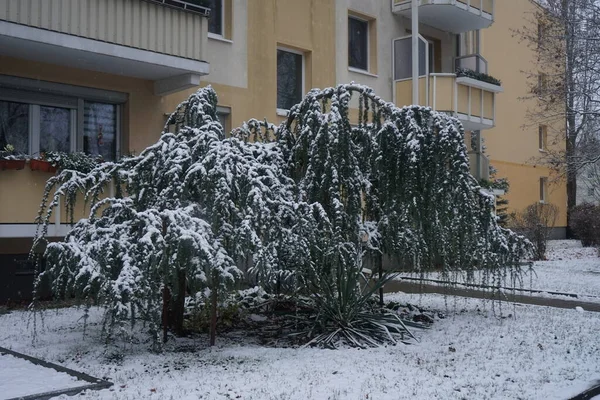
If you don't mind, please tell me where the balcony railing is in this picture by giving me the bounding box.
[0,0,210,94]
[455,54,488,74]
[394,73,502,131]
[392,0,494,34]
[468,151,490,181]
[0,0,209,61]
[145,0,210,16]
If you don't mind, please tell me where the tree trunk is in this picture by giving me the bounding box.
[377,252,384,307]
[209,283,218,346]
[171,268,187,336]
[162,285,170,343]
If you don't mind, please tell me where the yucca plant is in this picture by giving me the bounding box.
[285,246,427,349]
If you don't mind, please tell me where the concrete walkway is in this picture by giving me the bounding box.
[385,279,600,313]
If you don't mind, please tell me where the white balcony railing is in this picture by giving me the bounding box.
[394,73,502,131]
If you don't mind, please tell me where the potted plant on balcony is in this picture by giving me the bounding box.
[44,151,102,174]
[0,144,26,170]
[456,68,502,87]
[30,152,58,173]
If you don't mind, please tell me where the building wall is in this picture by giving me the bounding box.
[163,0,337,130]
[481,0,568,229]
[0,0,567,234]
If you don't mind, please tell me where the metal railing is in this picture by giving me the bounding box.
[455,54,488,74]
[144,0,211,16]
[468,151,490,180]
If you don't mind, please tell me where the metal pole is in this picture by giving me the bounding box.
[411,0,419,105]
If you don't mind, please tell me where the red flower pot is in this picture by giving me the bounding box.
[0,159,26,170]
[30,159,58,173]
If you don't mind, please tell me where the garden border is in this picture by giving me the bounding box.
[0,346,112,400]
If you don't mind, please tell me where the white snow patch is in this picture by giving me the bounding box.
[0,353,81,399]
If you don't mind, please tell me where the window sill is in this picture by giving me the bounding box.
[276,109,289,117]
[348,67,378,78]
[208,33,233,44]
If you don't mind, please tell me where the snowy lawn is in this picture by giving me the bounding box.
[399,240,600,301]
[1,293,599,400]
[0,352,82,399]
[531,240,600,297]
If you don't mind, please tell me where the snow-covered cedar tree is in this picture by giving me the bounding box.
[32,84,532,349]
[274,84,533,346]
[31,87,310,347]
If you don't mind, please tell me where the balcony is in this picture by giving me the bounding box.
[394,73,502,131]
[0,0,210,95]
[468,151,490,181]
[392,0,494,34]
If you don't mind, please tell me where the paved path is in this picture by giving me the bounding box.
[385,279,600,313]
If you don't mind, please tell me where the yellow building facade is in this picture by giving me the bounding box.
[0,0,566,301]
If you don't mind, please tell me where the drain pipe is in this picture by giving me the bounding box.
[412,0,419,105]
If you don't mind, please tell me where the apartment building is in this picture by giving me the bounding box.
[0,0,566,302]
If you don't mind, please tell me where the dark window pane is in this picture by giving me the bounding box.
[208,0,222,35]
[0,101,29,154]
[277,50,303,110]
[348,17,368,70]
[40,106,71,153]
[84,102,117,161]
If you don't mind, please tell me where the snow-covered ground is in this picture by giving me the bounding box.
[0,352,82,399]
[400,240,600,300]
[532,240,600,297]
[0,293,599,400]
[1,240,599,400]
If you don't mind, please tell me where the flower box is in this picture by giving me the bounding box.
[0,159,26,170]
[30,159,58,173]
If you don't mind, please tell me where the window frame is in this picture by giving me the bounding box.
[0,77,124,160]
[207,0,225,39]
[216,105,231,135]
[538,125,547,152]
[348,15,370,72]
[539,177,548,203]
[276,46,305,115]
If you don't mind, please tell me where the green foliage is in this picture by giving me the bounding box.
[43,151,102,173]
[570,203,600,247]
[0,144,26,160]
[456,68,502,86]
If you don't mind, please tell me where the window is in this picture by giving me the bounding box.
[277,48,304,111]
[83,102,118,161]
[0,92,120,161]
[588,187,595,197]
[539,125,547,151]
[217,106,231,135]
[537,73,548,95]
[539,177,548,202]
[207,0,223,36]
[348,16,368,71]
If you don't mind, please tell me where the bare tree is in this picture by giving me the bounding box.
[514,0,600,230]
